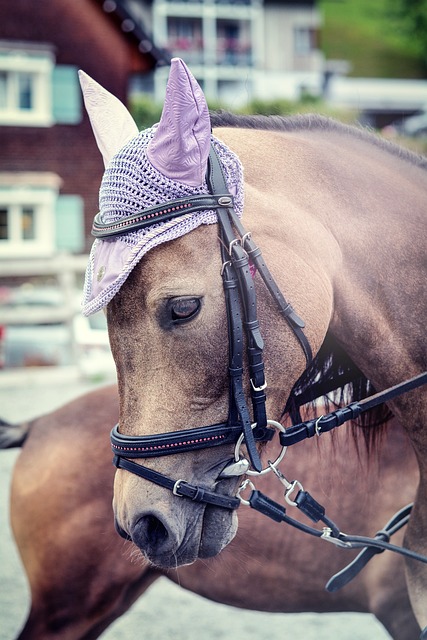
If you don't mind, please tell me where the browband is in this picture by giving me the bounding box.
[92,194,233,237]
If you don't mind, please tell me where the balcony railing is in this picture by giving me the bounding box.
[164,0,253,4]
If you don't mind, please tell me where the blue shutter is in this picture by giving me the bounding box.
[52,66,82,124]
[55,195,84,252]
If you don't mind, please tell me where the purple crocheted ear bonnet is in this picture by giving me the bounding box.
[79,58,244,316]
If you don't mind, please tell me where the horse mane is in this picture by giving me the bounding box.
[210,110,427,170]
[282,332,392,452]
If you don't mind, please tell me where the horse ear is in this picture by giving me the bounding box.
[78,70,139,167]
[147,58,211,187]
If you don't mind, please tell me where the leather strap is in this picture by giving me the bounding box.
[92,194,232,237]
[207,149,264,471]
[280,372,427,447]
[111,421,271,458]
[229,209,313,363]
[248,489,427,567]
[113,455,240,510]
[325,503,412,592]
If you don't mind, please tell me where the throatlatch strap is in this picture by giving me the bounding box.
[229,210,312,364]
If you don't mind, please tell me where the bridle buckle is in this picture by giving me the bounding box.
[250,378,267,392]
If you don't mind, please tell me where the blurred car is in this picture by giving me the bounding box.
[0,286,115,377]
[73,310,116,377]
[387,107,427,138]
[0,286,73,368]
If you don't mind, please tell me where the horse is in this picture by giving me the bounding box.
[0,384,420,639]
[76,58,427,635]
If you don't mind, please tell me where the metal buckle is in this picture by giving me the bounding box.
[228,238,241,255]
[172,479,185,496]
[220,260,232,276]
[241,231,252,245]
[315,416,323,436]
[250,377,267,392]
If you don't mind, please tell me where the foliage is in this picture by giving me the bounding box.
[388,0,427,73]
[129,95,162,130]
[319,0,426,78]
[130,94,359,130]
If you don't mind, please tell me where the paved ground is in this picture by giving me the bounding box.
[0,371,392,639]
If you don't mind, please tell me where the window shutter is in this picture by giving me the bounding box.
[55,195,84,252]
[52,66,82,124]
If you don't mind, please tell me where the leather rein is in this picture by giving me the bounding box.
[94,143,427,588]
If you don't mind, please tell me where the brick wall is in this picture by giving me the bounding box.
[0,0,156,251]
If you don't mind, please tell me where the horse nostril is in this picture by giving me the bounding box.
[145,515,168,546]
[132,512,173,555]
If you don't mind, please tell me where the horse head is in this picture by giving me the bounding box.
[80,59,329,569]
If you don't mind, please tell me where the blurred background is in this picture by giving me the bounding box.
[0,0,426,380]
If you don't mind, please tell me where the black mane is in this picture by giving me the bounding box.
[283,333,392,450]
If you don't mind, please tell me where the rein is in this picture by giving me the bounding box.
[97,143,427,589]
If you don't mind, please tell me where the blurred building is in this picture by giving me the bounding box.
[124,0,324,104]
[0,0,169,259]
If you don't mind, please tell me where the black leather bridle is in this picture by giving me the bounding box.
[96,143,313,482]
[93,142,427,593]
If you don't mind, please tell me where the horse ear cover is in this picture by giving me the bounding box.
[147,58,211,186]
[78,70,139,168]
[79,59,244,315]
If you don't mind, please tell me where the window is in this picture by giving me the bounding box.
[0,205,37,243]
[0,173,61,257]
[167,18,203,62]
[294,27,316,56]
[0,45,54,126]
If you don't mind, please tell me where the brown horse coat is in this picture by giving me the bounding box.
[4,385,419,639]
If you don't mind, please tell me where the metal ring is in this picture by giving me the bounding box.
[234,420,287,476]
[237,479,256,506]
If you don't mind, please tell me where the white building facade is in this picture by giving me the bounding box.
[126,0,324,105]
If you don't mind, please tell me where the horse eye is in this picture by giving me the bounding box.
[170,298,201,323]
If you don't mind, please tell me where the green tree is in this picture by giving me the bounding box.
[389,0,427,73]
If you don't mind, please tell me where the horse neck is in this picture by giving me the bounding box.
[309,133,427,391]
[217,125,426,392]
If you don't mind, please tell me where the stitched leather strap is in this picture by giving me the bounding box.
[110,421,271,458]
[207,149,264,471]
[92,194,231,237]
